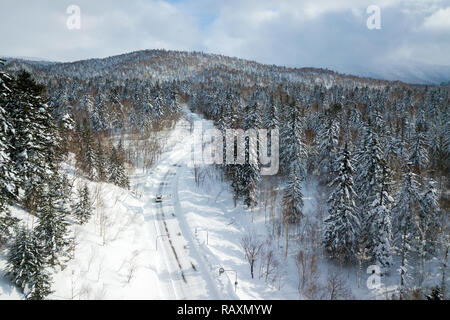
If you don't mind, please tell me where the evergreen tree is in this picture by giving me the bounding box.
[416,178,441,286]
[419,178,441,252]
[35,173,72,266]
[316,111,340,183]
[108,143,129,189]
[393,166,421,296]
[323,144,360,261]
[426,286,443,300]
[9,71,58,211]
[409,123,429,172]
[0,60,18,245]
[0,60,15,198]
[7,227,52,300]
[95,139,107,182]
[367,162,394,271]
[82,124,97,180]
[355,122,393,263]
[72,184,93,225]
[56,112,75,159]
[282,166,304,224]
[280,102,307,177]
[91,94,108,131]
[240,103,262,208]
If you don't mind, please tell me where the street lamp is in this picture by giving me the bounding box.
[195,227,209,245]
[156,234,170,251]
[219,267,238,292]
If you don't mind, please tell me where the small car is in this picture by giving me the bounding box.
[155,195,163,203]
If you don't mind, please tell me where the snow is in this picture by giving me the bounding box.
[1,108,444,300]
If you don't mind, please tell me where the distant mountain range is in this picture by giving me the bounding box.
[2,50,449,86]
[335,62,450,86]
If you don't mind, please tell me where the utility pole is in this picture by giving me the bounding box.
[219,267,238,293]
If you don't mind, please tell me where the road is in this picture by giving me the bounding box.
[141,118,223,300]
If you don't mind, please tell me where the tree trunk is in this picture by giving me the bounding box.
[399,224,408,300]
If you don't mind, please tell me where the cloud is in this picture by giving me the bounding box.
[0,0,449,82]
[423,7,450,31]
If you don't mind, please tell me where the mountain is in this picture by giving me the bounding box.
[337,62,450,86]
[3,50,448,86]
[1,50,414,88]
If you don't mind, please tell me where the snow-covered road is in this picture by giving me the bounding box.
[137,117,224,300]
[134,111,295,300]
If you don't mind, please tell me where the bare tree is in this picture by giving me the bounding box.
[325,271,353,300]
[241,232,264,279]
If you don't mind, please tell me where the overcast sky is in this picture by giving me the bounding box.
[1,0,449,80]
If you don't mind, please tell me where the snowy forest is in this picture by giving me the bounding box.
[0,50,448,300]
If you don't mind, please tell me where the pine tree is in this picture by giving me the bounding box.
[72,184,93,225]
[264,97,280,130]
[419,178,441,252]
[240,103,262,208]
[95,139,107,182]
[0,60,18,245]
[282,166,304,224]
[317,112,340,183]
[9,71,58,212]
[393,165,421,297]
[367,162,394,272]
[355,122,393,264]
[426,286,443,300]
[91,94,108,131]
[323,144,360,261]
[56,112,75,159]
[415,178,441,286]
[0,60,15,198]
[83,125,97,180]
[35,173,72,266]
[280,102,307,177]
[108,142,129,189]
[409,124,429,172]
[7,227,52,300]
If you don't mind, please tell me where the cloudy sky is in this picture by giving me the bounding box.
[1,0,449,82]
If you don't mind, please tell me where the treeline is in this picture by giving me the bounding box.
[0,63,105,299]
[191,80,449,299]
[5,51,448,299]
[0,59,177,299]
[72,120,129,189]
[0,62,77,299]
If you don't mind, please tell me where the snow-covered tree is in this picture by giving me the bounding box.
[323,144,360,261]
[72,184,93,225]
[0,60,18,245]
[282,166,304,224]
[367,162,394,272]
[35,173,72,266]
[7,227,52,300]
[409,116,429,172]
[240,103,262,208]
[393,166,421,296]
[280,102,307,177]
[108,142,129,189]
[316,112,340,183]
[95,139,108,182]
[83,126,97,180]
[9,71,59,211]
[419,178,441,251]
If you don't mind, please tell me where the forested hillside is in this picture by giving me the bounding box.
[1,50,448,300]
